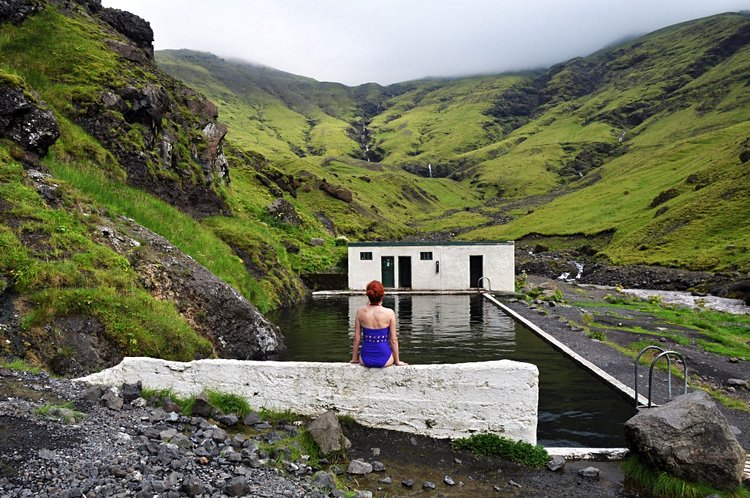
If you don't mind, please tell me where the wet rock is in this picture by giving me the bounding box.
[347,459,372,475]
[308,410,351,454]
[547,455,566,471]
[624,390,745,491]
[578,466,600,479]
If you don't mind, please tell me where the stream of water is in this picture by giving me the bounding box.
[268,294,636,447]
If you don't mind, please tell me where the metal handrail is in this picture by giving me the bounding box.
[477,276,491,292]
[647,350,688,408]
[634,345,666,408]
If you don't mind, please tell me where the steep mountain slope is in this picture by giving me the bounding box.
[159,12,750,275]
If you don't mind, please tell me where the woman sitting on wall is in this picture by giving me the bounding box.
[350,280,408,367]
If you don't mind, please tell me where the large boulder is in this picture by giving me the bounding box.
[267,198,302,226]
[624,390,745,491]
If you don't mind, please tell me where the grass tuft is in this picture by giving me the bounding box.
[451,433,549,467]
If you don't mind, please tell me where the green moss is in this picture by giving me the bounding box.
[451,433,549,468]
[0,358,43,374]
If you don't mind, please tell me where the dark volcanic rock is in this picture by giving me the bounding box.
[624,390,745,491]
[319,180,353,203]
[100,7,154,56]
[96,217,284,362]
[0,85,60,158]
[268,198,302,226]
[0,0,43,25]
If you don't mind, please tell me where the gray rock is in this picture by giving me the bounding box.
[308,411,351,455]
[347,459,372,475]
[727,378,748,389]
[371,460,385,472]
[100,387,123,411]
[268,198,302,226]
[378,476,392,484]
[120,382,142,402]
[578,466,600,479]
[401,479,414,487]
[423,481,436,489]
[444,475,455,485]
[224,476,249,496]
[241,412,261,426]
[310,471,336,492]
[191,393,214,418]
[217,414,238,426]
[180,475,204,497]
[624,390,745,491]
[310,237,325,246]
[547,455,566,472]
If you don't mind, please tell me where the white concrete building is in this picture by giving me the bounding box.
[348,241,515,293]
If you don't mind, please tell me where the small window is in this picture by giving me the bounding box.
[360,252,373,260]
[420,251,433,260]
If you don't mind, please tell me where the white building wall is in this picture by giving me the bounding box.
[78,357,539,444]
[348,243,515,293]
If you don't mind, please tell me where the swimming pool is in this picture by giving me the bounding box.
[268,293,635,447]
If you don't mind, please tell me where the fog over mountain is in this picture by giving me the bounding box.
[102,0,749,85]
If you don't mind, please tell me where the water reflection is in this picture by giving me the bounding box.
[268,294,634,447]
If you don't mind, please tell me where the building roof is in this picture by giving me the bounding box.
[349,241,513,247]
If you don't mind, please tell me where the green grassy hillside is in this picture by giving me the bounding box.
[158,12,750,273]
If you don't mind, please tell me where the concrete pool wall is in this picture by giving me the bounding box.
[78,357,540,444]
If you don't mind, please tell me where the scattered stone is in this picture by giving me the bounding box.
[371,447,380,456]
[162,399,181,414]
[100,387,124,411]
[578,467,600,479]
[727,379,748,389]
[509,479,522,488]
[241,412,261,426]
[371,461,385,472]
[347,459,373,475]
[120,381,142,402]
[423,481,436,489]
[454,457,462,464]
[547,455,566,472]
[444,475,455,485]
[729,357,740,363]
[378,476,392,485]
[307,411,351,455]
[224,476,249,496]
[624,390,745,491]
[191,392,214,418]
[310,237,325,246]
[401,479,414,488]
[217,414,239,426]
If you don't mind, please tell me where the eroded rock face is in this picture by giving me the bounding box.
[0,85,60,158]
[268,198,302,226]
[624,390,745,491]
[96,218,284,360]
[100,7,154,57]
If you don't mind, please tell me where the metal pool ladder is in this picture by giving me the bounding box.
[477,276,491,292]
[634,345,688,408]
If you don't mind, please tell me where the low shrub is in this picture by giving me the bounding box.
[451,433,549,468]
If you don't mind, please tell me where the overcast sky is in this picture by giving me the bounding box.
[101,1,749,86]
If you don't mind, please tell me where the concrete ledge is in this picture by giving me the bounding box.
[77,357,539,444]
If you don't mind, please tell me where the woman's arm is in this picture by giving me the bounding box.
[350,310,362,363]
[389,310,407,366]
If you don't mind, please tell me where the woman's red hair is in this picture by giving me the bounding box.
[366,280,385,304]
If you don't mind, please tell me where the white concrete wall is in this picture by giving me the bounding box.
[348,243,515,292]
[78,357,539,444]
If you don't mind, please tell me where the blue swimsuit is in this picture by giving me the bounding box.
[360,327,392,368]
